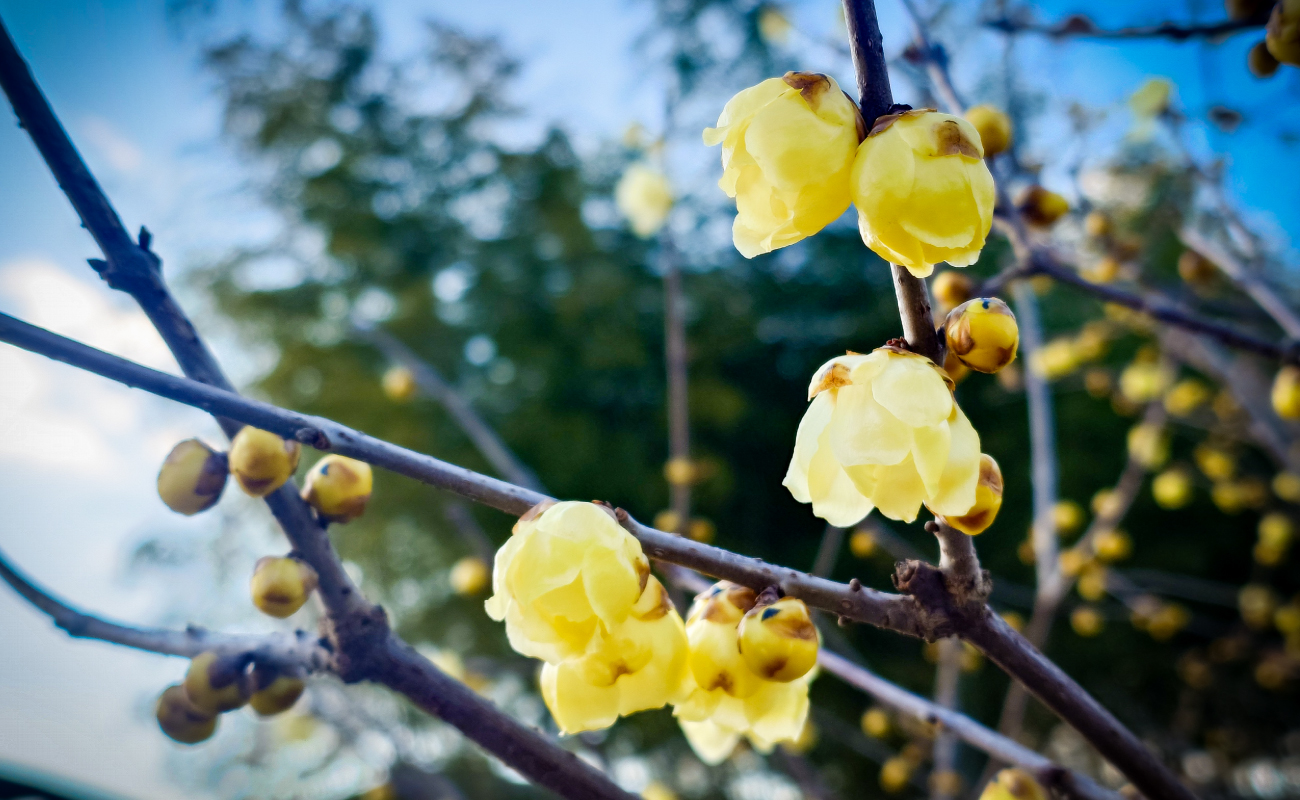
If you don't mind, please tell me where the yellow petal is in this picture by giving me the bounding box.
[783,392,834,503]
[680,719,743,765]
[871,355,953,428]
[828,384,912,466]
[926,405,981,515]
[807,425,875,526]
[910,421,952,496]
[866,456,927,522]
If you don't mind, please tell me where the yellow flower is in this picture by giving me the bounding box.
[1083,211,1110,238]
[850,109,994,277]
[1053,500,1084,535]
[1119,360,1173,403]
[860,706,890,738]
[1267,0,1300,65]
[738,596,819,682]
[1274,471,1300,502]
[704,72,864,258]
[1259,512,1294,549]
[1152,467,1193,509]
[540,577,690,733]
[485,501,650,663]
[615,163,674,238]
[849,528,876,558]
[1077,564,1108,602]
[250,556,319,618]
[879,757,914,793]
[1147,602,1190,640]
[784,349,981,526]
[301,455,373,522]
[685,582,762,698]
[1030,338,1079,380]
[1272,365,1300,419]
[980,769,1047,800]
[945,454,1003,535]
[1070,606,1105,637]
[449,556,490,596]
[381,366,417,402]
[964,105,1012,157]
[157,439,228,515]
[674,669,814,764]
[931,270,972,315]
[943,298,1019,374]
[757,4,792,45]
[1092,528,1133,562]
[1239,583,1279,629]
[1194,444,1236,481]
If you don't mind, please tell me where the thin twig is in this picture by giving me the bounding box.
[662,236,693,536]
[1180,227,1300,340]
[355,326,545,493]
[985,12,1268,41]
[929,638,962,800]
[811,524,846,578]
[0,546,332,670]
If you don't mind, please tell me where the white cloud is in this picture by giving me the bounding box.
[80,114,145,175]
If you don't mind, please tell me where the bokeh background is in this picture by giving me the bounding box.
[2,1,1299,799]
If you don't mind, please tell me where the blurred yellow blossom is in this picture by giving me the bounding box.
[615,163,674,238]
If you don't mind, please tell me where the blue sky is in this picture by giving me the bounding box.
[0,1,1296,798]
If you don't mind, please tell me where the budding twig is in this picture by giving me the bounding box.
[0,546,332,670]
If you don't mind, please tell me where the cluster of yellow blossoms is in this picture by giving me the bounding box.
[705,72,995,276]
[783,346,1004,532]
[485,501,818,761]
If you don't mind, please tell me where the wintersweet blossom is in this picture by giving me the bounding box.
[485,501,649,663]
[849,109,994,277]
[704,72,864,258]
[783,348,981,526]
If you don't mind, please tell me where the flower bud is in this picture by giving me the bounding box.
[980,769,1047,800]
[1266,0,1300,66]
[704,72,864,258]
[1272,365,1300,419]
[1147,603,1190,640]
[664,457,696,486]
[1058,548,1089,578]
[1240,583,1279,629]
[879,756,913,793]
[1031,338,1079,380]
[1249,41,1282,77]
[157,439,228,515]
[642,782,679,800]
[1259,512,1294,549]
[249,669,306,717]
[1052,500,1083,536]
[1077,564,1108,602]
[1177,250,1217,284]
[450,556,490,596]
[1152,467,1193,509]
[1017,185,1069,228]
[156,684,217,744]
[653,509,681,532]
[229,427,300,497]
[943,298,1018,374]
[1127,423,1170,469]
[688,518,716,543]
[849,528,876,558]
[1118,360,1173,403]
[738,595,818,682]
[931,271,972,315]
[382,366,417,402]
[963,104,1012,157]
[1092,528,1132,562]
[615,163,674,238]
[860,706,890,738]
[251,556,318,618]
[1070,606,1105,637]
[1083,211,1110,238]
[758,5,792,45]
[944,454,1003,535]
[184,652,249,714]
[851,110,994,277]
[1195,444,1236,481]
[685,582,761,698]
[1273,471,1300,502]
[1164,378,1210,416]
[301,455,373,522]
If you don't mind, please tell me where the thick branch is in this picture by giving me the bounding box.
[0,545,331,670]
[986,12,1268,41]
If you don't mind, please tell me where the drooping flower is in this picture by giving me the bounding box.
[783,348,981,526]
[539,576,689,733]
[615,163,674,238]
[704,72,864,258]
[485,501,649,663]
[849,109,995,277]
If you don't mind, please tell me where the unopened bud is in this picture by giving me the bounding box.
[1152,467,1193,509]
[184,652,249,714]
[1266,0,1300,66]
[880,756,913,793]
[1092,528,1133,562]
[1083,211,1110,238]
[156,684,217,744]
[1272,365,1300,419]
[861,706,890,738]
[249,667,306,717]
[685,582,760,698]
[980,768,1048,800]
[382,366,417,402]
[157,439,228,515]
[931,271,973,315]
[737,595,818,682]
[1249,40,1281,77]
[945,454,1003,535]
[301,455,373,522]
[1127,422,1170,469]
[944,298,1019,374]
[1018,185,1069,228]
[1070,606,1105,637]
[964,105,1012,157]
[229,427,300,497]
[251,556,318,618]
[1177,250,1217,284]
[449,556,490,596]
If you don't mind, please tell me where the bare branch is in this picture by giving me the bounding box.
[929,638,962,800]
[1179,227,1300,340]
[985,12,1268,41]
[811,524,846,578]
[355,326,545,493]
[0,545,332,670]
[662,236,693,536]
